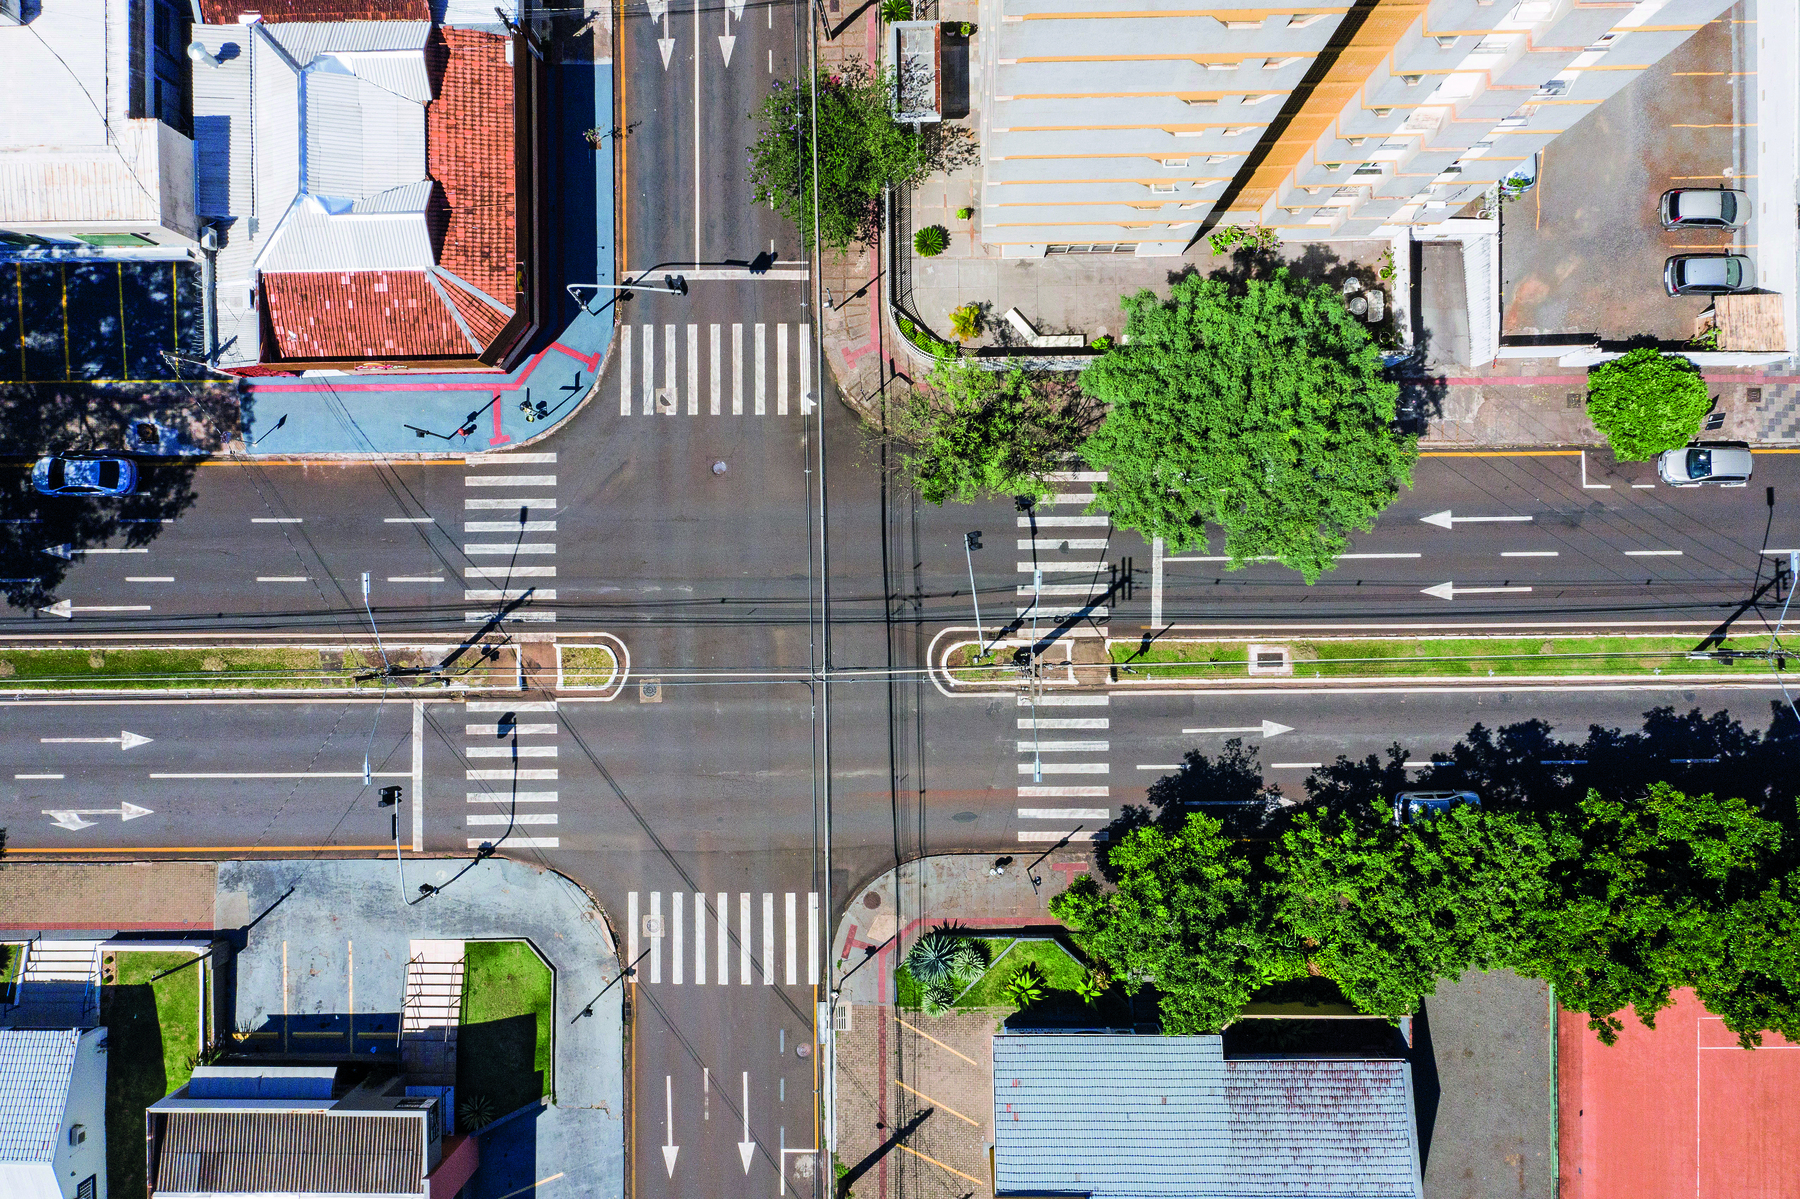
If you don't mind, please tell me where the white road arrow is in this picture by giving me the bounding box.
[647,0,668,19]
[1182,720,1294,739]
[737,1071,755,1173]
[662,1074,679,1177]
[658,12,675,69]
[1419,510,1533,530]
[719,33,735,64]
[37,600,152,619]
[725,0,744,17]
[43,802,153,830]
[1421,581,1535,601]
[41,731,154,750]
[41,544,149,558]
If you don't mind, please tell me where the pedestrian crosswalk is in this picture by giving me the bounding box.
[461,453,557,624]
[619,323,813,417]
[463,700,560,849]
[626,890,820,987]
[1015,471,1112,843]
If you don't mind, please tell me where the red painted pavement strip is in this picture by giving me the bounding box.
[1558,988,1800,1199]
[245,340,603,393]
[1444,374,1800,386]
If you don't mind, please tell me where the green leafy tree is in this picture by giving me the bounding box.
[747,67,976,252]
[1585,348,1711,461]
[889,359,1096,505]
[1079,270,1417,582]
[1051,812,1299,1033]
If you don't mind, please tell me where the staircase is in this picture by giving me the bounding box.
[9,940,102,1028]
[400,940,464,1087]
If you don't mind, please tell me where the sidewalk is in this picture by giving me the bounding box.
[219,858,623,1199]
[831,852,1091,1199]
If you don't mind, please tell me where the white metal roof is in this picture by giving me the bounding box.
[0,1029,81,1164]
[0,0,129,150]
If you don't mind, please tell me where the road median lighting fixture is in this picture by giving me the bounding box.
[567,274,689,314]
[963,531,987,652]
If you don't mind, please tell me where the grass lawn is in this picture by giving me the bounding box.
[0,647,374,689]
[1113,635,1778,680]
[896,938,1090,1010]
[559,645,617,687]
[458,941,554,1123]
[103,951,203,1199]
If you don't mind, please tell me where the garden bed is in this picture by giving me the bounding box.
[457,940,554,1126]
[0,646,511,690]
[102,950,205,1199]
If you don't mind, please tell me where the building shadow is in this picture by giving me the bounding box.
[1411,997,1441,1169]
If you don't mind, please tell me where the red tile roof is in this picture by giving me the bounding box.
[262,271,473,360]
[199,0,427,23]
[439,271,512,347]
[426,28,517,307]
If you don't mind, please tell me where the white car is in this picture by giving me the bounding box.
[1657,445,1753,487]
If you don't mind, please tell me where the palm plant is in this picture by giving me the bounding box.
[1075,969,1109,1006]
[949,939,987,987]
[921,979,957,1016]
[906,931,961,987]
[1003,964,1046,1008]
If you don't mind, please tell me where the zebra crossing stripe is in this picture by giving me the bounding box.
[717,891,729,986]
[695,894,706,985]
[672,892,684,985]
[687,324,699,417]
[710,324,722,417]
[739,893,752,985]
[663,324,677,415]
[620,330,632,415]
[732,325,745,415]
[762,892,775,987]
[785,891,797,985]
[754,325,767,415]
[799,325,812,415]
[629,891,639,978]
[651,891,662,984]
[777,324,789,416]
[641,324,654,416]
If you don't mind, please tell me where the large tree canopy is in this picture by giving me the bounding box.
[1078,270,1417,582]
[1585,348,1712,461]
[1053,766,1800,1047]
[889,360,1096,505]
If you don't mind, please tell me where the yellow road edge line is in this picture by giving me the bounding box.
[892,1016,981,1067]
[893,1078,982,1126]
[896,1144,985,1186]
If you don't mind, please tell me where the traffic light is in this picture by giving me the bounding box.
[379,786,403,807]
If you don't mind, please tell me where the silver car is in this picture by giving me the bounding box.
[1660,188,1748,230]
[1657,445,1754,486]
[1663,254,1755,296]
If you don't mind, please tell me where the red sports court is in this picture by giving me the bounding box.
[1559,988,1800,1199]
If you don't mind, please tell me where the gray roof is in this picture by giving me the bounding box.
[0,1029,81,1163]
[156,1110,424,1195]
[993,1034,1422,1199]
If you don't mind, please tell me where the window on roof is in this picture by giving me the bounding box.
[76,234,157,247]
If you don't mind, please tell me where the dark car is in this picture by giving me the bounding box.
[30,455,138,497]
[1660,188,1748,230]
[1663,254,1755,296]
[1392,790,1480,826]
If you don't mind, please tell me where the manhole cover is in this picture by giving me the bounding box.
[639,679,662,702]
[862,891,882,910]
[642,915,664,936]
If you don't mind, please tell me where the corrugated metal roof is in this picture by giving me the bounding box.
[156,1110,425,1194]
[0,1029,80,1163]
[0,0,130,150]
[301,66,427,198]
[330,50,435,102]
[0,122,168,223]
[257,195,435,272]
[993,1035,1422,1199]
[267,19,431,63]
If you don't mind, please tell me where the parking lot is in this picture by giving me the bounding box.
[0,261,207,383]
[1501,5,1753,345]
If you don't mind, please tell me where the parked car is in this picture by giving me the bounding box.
[30,454,138,497]
[1656,444,1754,487]
[1660,188,1748,230]
[1501,152,1539,195]
[1663,253,1755,296]
[1392,791,1480,826]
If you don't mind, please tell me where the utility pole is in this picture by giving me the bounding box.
[963,531,987,653]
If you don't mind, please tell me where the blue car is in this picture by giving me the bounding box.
[31,455,138,497]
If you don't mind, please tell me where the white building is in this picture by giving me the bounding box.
[0,1028,109,1199]
[0,0,198,252]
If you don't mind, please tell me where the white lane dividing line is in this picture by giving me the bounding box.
[1017,762,1109,774]
[387,576,445,583]
[465,497,555,510]
[1018,830,1109,842]
[126,576,174,582]
[1019,717,1109,729]
[785,891,798,985]
[1267,762,1324,770]
[251,518,302,524]
[1017,740,1110,752]
[1019,807,1109,819]
[1625,549,1683,557]
[257,576,310,582]
[385,517,436,524]
[16,774,63,780]
[1501,552,1558,558]
[151,771,410,779]
[1632,484,1657,489]
[466,521,557,533]
[1338,553,1423,560]
[465,475,557,487]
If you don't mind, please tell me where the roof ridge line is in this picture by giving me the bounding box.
[430,264,514,318]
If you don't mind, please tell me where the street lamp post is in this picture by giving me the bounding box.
[963,531,987,653]
[567,275,689,313]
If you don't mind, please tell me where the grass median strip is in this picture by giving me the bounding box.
[0,646,511,690]
[1111,635,1787,680]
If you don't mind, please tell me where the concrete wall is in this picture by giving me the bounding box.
[51,1028,108,1199]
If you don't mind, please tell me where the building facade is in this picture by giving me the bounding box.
[977,0,1739,256]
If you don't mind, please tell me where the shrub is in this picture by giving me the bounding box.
[1586,348,1711,461]
[914,224,949,257]
[958,21,973,35]
[880,0,910,21]
[956,206,974,220]
[906,931,961,986]
[1088,334,1113,353]
[949,940,988,986]
[948,303,982,341]
[1003,963,1047,1008]
[1075,970,1109,1005]
[1207,224,1282,255]
[921,979,957,1015]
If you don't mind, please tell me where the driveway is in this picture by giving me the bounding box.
[1501,5,1753,345]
